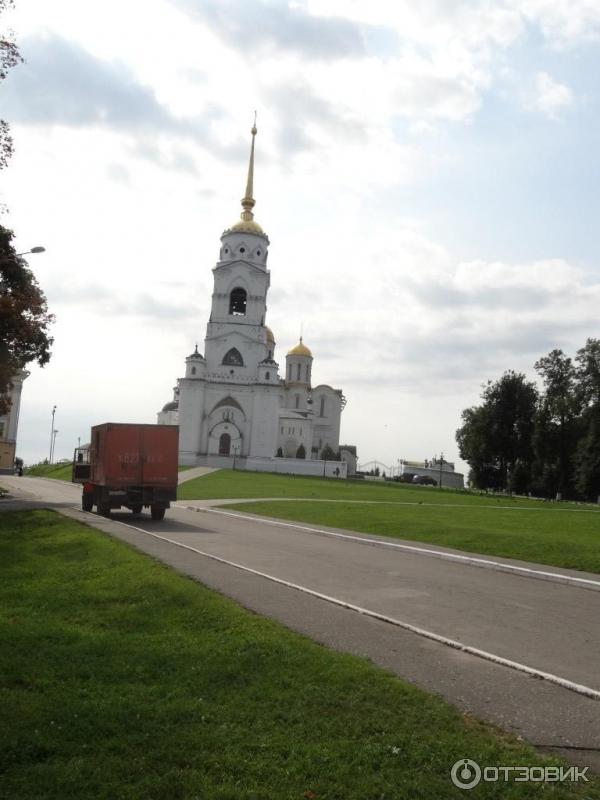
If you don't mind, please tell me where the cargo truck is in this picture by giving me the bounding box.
[72,423,178,520]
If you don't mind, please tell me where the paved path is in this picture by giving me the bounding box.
[177,466,220,485]
[2,474,599,771]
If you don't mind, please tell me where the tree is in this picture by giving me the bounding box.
[1,0,22,170]
[573,339,600,500]
[533,349,581,499]
[320,444,338,461]
[296,444,306,459]
[0,2,53,413]
[456,371,538,492]
[0,225,54,413]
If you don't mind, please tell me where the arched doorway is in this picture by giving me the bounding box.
[219,432,231,455]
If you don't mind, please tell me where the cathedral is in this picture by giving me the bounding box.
[157,124,347,471]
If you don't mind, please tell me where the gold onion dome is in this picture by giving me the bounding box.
[265,326,275,345]
[287,337,312,358]
[228,116,265,235]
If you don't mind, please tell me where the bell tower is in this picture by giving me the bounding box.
[204,121,275,378]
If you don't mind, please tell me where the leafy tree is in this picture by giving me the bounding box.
[295,444,306,459]
[574,406,600,501]
[0,3,53,414]
[0,225,54,413]
[456,371,538,491]
[575,338,600,408]
[573,339,600,500]
[1,0,22,170]
[533,349,581,498]
[320,444,338,461]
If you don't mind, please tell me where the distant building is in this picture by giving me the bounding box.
[157,124,354,476]
[0,370,28,474]
[398,456,464,489]
[339,445,358,476]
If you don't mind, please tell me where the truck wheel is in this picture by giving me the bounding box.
[130,505,143,515]
[150,506,165,521]
[98,504,111,518]
[82,494,93,512]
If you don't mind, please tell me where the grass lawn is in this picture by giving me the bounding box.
[2,510,597,799]
[26,463,195,481]
[25,461,74,481]
[178,469,598,508]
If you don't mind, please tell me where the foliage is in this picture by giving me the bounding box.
[321,444,341,461]
[457,371,538,493]
[0,225,54,413]
[457,339,600,501]
[296,443,306,459]
[0,0,22,171]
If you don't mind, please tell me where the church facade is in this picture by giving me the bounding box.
[157,125,346,468]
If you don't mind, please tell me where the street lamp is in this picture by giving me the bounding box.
[232,445,239,470]
[16,246,46,256]
[439,452,445,488]
[52,430,59,464]
[49,405,57,463]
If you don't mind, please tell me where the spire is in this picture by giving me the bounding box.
[240,112,257,223]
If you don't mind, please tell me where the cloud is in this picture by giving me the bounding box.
[265,81,367,156]
[173,0,370,60]
[512,0,600,46]
[45,280,207,323]
[530,71,574,118]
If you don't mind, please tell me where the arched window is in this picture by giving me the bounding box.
[296,363,301,380]
[191,366,196,375]
[265,371,270,380]
[229,287,247,316]
[287,364,292,380]
[219,433,231,455]
[319,396,325,417]
[222,348,244,366]
[295,394,300,409]
[305,364,310,382]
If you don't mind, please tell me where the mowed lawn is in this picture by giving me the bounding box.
[2,511,597,800]
[180,470,600,574]
[25,461,74,481]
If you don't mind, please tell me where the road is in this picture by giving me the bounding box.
[2,474,599,770]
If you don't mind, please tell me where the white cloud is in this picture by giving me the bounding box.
[529,71,574,118]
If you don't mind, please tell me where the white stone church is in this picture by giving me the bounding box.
[157,125,349,475]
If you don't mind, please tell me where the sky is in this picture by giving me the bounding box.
[2,0,600,472]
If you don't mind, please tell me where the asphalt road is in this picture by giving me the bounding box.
[2,474,599,770]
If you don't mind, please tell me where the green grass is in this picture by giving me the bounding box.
[25,461,73,481]
[25,463,195,482]
[2,510,596,799]
[178,468,598,508]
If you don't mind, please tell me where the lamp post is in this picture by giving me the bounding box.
[51,430,59,463]
[49,405,57,463]
[16,246,46,257]
[232,445,239,470]
[439,452,445,488]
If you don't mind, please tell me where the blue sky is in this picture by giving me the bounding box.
[2,0,600,471]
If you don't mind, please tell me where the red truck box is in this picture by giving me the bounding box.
[73,423,179,520]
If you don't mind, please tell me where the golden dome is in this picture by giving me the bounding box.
[287,337,312,358]
[265,326,275,344]
[229,219,264,235]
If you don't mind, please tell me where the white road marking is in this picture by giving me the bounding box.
[190,506,600,592]
[76,508,600,702]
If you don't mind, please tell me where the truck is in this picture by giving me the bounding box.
[72,423,179,520]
